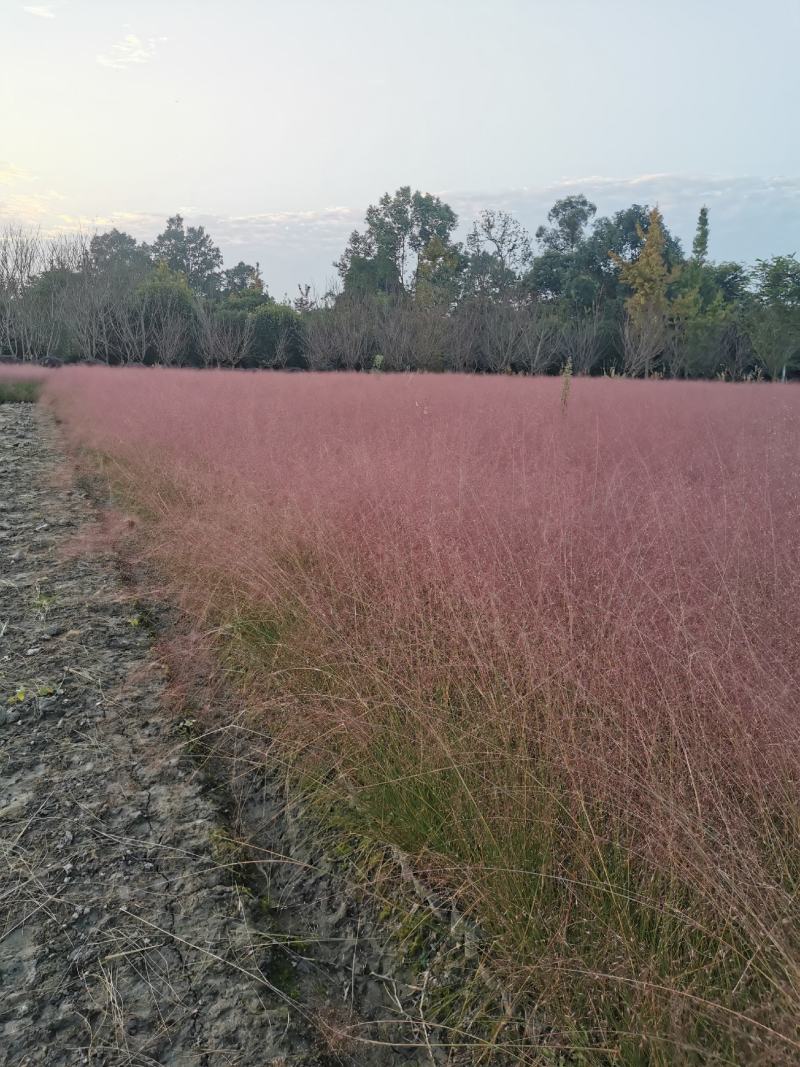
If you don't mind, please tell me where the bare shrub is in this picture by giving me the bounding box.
[148,295,192,366]
[621,308,666,376]
[195,303,254,367]
[372,299,448,371]
[518,302,560,374]
[557,302,603,374]
[303,297,375,370]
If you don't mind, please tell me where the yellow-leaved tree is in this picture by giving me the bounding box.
[612,206,678,376]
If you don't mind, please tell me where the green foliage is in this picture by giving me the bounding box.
[691,205,710,263]
[90,229,151,282]
[747,255,800,379]
[747,307,800,379]
[526,202,683,327]
[135,264,197,365]
[336,185,459,296]
[0,378,40,403]
[250,301,305,367]
[5,192,800,380]
[148,214,224,297]
[536,194,597,254]
[752,253,800,307]
[339,241,400,297]
[526,246,574,300]
[223,260,264,295]
[712,260,749,303]
[225,286,271,313]
[136,263,195,325]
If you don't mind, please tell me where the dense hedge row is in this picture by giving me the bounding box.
[2,191,798,378]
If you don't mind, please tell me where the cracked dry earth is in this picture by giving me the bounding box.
[0,405,431,1067]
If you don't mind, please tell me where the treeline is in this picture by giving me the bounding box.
[1,190,799,378]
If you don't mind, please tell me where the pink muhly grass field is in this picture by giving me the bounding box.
[0,362,48,379]
[44,367,800,1061]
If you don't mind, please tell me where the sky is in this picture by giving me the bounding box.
[2,0,800,297]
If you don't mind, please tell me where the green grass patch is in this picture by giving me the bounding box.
[0,379,41,403]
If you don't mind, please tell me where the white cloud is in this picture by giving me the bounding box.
[215,207,360,245]
[0,162,31,186]
[0,162,65,224]
[23,4,56,18]
[45,209,163,237]
[0,192,64,223]
[97,33,166,70]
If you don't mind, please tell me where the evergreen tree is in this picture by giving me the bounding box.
[692,206,710,263]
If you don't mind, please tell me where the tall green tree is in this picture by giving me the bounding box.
[336,186,458,296]
[223,260,264,295]
[527,201,682,311]
[149,215,223,297]
[90,230,151,282]
[747,255,800,379]
[535,195,597,254]
[692,206,710,263]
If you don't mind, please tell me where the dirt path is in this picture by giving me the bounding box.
[0,406,436,1066]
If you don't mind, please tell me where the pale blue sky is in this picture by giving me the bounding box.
[2,0,799,296]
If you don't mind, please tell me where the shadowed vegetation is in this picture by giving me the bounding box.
[0,377,41,403]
